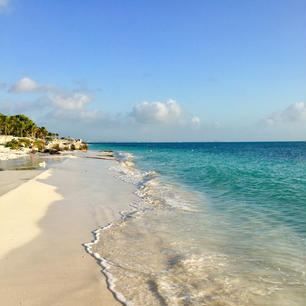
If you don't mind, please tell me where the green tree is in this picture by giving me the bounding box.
[0,113,57,139]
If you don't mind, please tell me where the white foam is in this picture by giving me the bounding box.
[84,222,131,306]
[109,153,196,212]
[84,149,199,305]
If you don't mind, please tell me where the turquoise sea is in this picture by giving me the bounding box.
[88,142,306,306]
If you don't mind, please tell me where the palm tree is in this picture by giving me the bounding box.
[0,113,57,139]
[0,114,5,135]
[40,126,48,138]
[31,125,38,138]
[2,116,10,135]
[20,121,26,137]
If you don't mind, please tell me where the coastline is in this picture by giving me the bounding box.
[1,143,305,305]
[0,154,137,306]
[85,142,306,306]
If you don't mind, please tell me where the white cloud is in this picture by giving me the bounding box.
[7,77,202,131]
[9,77,54,93]
[131,99,185,124]
[265,102,306,125]
[0,0,8,7]
[8,77,101,122]
[47,91,104,122]
[49,92,92,110]
[191,116,201,128]
[9,77,40,93]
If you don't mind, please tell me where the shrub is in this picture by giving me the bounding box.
[5,139,21,150]
[33,139,45,151]
[19,138,31,147]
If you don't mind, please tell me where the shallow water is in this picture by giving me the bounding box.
[88,142,306,306]
[0,153,69,170]
[0,154,45,170]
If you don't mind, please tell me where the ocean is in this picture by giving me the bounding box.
[88,142,306,306]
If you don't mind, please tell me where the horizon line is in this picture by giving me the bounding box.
[86,140,306,144]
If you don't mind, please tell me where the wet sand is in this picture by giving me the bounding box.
[0,157,138,306]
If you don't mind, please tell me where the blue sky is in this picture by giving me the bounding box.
[0,0,305,141]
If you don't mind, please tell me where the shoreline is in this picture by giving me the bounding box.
[0,154,137,306]
[85,143,306,306]
[84,223,128,306]
[2,144,305,305]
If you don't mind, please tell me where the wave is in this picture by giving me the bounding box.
[83,150,202,305]
[84,149,306,306]
[83,222,131,306]
[111,151,198,211]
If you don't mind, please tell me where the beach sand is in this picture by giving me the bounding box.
[0,157,137,306]
[0,169,42,196]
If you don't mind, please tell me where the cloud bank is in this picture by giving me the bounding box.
[132,99,184,124]
[8,79,198,127]
[7,77,101,122]
[191,116,201,128]
[49,92,92,110]
[265,102,306,125]
[5,77,203,136]
[131,99,199,127]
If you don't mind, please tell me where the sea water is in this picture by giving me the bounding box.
[87,142,306,306]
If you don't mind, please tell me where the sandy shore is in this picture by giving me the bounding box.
[0,169,43,196]
[0,144,31,161]
[0,156,138,306]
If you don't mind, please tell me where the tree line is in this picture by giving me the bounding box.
[0,113,58,139]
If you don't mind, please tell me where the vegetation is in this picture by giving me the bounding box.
[0,113,58,138]
[19,138,31,146]
[33,139,45,151]
[5,139,21,150]
[0,113,87,152]
[5,138,40,150]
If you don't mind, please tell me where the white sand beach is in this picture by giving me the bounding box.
[0,144,31,161]
[0,156,138,306]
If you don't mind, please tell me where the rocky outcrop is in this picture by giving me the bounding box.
[44,138,88,152]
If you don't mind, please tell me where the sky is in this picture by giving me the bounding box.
[0,0,305,141]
